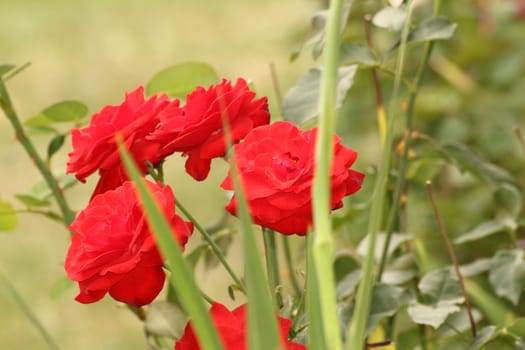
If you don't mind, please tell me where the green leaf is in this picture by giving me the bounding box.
[25,101,88,129]
[357,232,413,262]
[336,269,361,300]
[494,183,522,218]
[381,268,417,285]
[333,252,360,282]
[507,318,525,338]
[454,219,516,244]
[489,249,525,305]
[372,6,407,32]
[146,62,219,98]
[48,275,74,300]
[145,301,188,339]
[23,172,78,202]
[283,65,357,124]
[0,64,16,77]
[366,283,404,333]
[440,143,518,188]
[418,269,464,305]
[407,303,460,329]
[118,140,223,350]
[185,244,209,270]
[459,258,492,277]
[408,16,457,43]
[0,200,17,232]
[469,325,498,350]
[47,134,66,159]
[339,42,379,67]
[14,194,51,207]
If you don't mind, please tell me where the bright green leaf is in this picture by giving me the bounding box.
[283,65,357,124]
[381,269,417,285]
[47,134,66,159]
[419,269,464,305]
[489,249,525,305]
[407,303,460,329]
[455,219,516,244]
[146,62,219,98]
[339,42,379,67]
[15,194,51,207]
[0,200,17,232]
[372,6,407,32]
[43,101,88,122]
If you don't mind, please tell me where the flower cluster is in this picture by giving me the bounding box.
[175,302,306,350]
[64,77,364,349]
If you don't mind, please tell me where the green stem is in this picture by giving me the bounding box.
[0,80,75,227]
[174,199,245,292]
[377,0,442,280]
[311,0,345,349]
[347,2,415,349]
[282,235,302,296]
[263,228,283,308]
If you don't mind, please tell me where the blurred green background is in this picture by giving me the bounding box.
[3,0,525,349]
[0,0,316,349]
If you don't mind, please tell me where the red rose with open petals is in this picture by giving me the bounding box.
[221,121,364,235]
[175,302,307,350]
[148,78,270,181]
[64,180,193,307]
[67,86,174,198]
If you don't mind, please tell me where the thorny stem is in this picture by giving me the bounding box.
[175,200,245,292]
[426,180,477,337]
[0,79,76,228]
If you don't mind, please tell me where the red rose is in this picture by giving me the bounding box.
[148,78,270,181]
[67,86,174,198]
[221,121,364,235]
[175,302,307,350]
[64,180,193,307]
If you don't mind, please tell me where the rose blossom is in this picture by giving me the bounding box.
[221,121,364,235]
[175,302,307,350]
[148,78,270,181]
[64,180,193,307]
[66,86,174,198]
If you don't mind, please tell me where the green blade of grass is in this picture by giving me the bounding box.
[0,270,60,350]
[311,0,346,349]
[118,138,223,350]
[306,234,327,349]
[228,147,282,350]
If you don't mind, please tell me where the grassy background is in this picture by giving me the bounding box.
[0,1,317,349]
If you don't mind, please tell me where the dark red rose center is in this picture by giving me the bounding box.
[272,152,300,181]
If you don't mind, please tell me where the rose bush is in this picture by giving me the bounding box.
[64,180,193,307]
[149,78,270,181]
[221,121,364,235]
[175,302,307,350]
[67,86,172,198]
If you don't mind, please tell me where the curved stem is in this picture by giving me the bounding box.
[175,199,245,292]
[0,80,75,227]
[263,228,283,308]
[282,235,302,296]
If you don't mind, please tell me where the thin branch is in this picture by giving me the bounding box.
[426,180,477,337]
[269,62,284,117]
